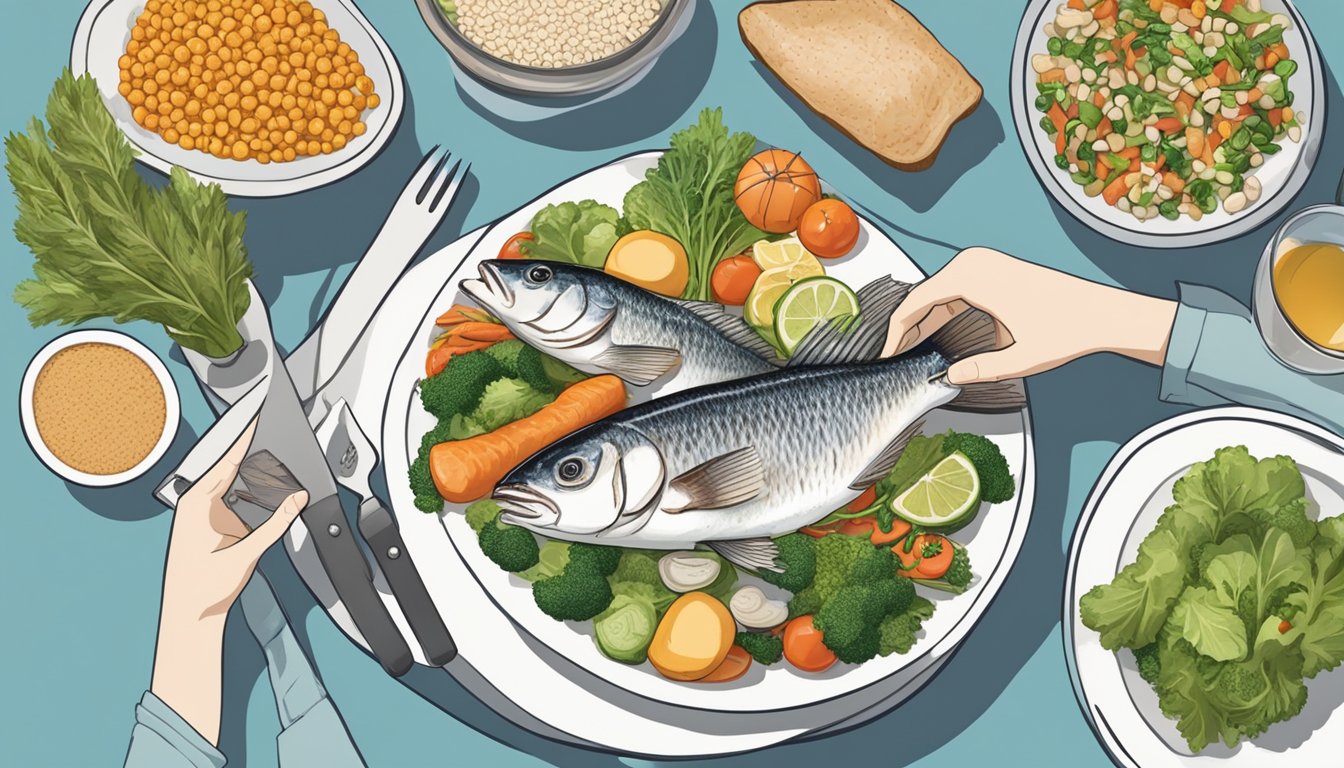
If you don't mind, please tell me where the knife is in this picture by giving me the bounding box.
[316,399,457,665]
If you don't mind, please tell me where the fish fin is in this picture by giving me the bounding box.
[591,344,682,386]
[787,277,912,367]
[673,299,780,362]
[662,447,765,513]
[945,378,1028,413]
[849,419,925,490]
[706,538,782,573]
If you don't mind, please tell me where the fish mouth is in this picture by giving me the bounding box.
[461,261,513,310]
[492,484,560,527]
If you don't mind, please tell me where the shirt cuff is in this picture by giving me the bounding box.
[132,691,226,768]
[1160,287,1210,405]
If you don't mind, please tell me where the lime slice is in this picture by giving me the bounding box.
[752,238,818,271]
[772,276,860,354]
[743,257,827,329]
[891,452,981,527]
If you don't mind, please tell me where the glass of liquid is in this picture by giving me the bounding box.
[1252,204,1344,374]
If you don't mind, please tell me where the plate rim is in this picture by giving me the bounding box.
[1062,405,1344,768]
[380,149,1039,714]
[69,0,405,198]
[1009,0,1326,249]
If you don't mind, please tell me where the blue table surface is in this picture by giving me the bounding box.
[2,1,1341,766]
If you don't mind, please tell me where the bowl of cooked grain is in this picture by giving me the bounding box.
[20,330,181,488]
[416,0,692,97]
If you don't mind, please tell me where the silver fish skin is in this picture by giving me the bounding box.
[492,350,959,551]
[460,259,774,393]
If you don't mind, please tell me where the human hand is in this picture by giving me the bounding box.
[151,419,307,744]
[882,247,1178,383]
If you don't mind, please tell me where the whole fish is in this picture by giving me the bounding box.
[490,309,1025,571]
[460,259,906,393]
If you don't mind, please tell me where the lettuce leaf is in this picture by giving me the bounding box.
[524,199,620,267]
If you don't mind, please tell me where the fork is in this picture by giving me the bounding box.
[300,146,471,401]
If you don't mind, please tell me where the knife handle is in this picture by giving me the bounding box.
[301,494,414,676]
[358,497,458,666]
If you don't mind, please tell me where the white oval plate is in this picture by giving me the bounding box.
[1064,406,1344,767]
[378,153,1035,725]
[20,329,180,487]
[71,0,403,198]
[1011,0,1324,248]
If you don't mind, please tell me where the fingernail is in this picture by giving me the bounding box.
[293,490,309,508]
[947,360,978,385]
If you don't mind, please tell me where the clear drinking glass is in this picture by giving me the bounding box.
[1252,204,1344,374]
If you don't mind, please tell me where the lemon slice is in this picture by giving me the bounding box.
[752,238,824,273]
[743,256,826,328]
[772,276,860,354]
[891,452,981,528]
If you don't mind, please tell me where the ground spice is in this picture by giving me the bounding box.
[32,343,167,475]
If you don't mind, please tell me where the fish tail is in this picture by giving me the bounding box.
[926,309,1026,414]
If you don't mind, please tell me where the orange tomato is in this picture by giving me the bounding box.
[893,534,955,579]
[711,253,762,305]
[782,616,837,673]
[797,199,860,258]
[734,149,822,233]
[499,232,533,259]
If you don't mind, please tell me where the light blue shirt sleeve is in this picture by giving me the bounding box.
[126,573,364,768]
[1160,282,1344,434]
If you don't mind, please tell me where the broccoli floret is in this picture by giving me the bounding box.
[482,339,525,374]
[1253,498,1318,548]
[832,625,882,664]
[1134,642,1162,686]
[611,550,665,586]
[419,350,503,419]
[812,534,878,603]
[944,547,972,589]
[871,575,916,617]
[788,586,823,618]
[464,499,501,533]
[736,631,784,665]
[567,542,623,576]
[816,579,912,653]
[514,344,561,394]
[478,520,540,572]
[943,432,1015,504]
[409,419,454,512]
[533,562,614,621]
[758,533,817,593]
[877,596,935,657]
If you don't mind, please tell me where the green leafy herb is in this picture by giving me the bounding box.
[523,199,620,268]
[7,70,252,358]
[621,108,769,300]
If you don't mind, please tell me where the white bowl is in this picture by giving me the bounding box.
[71,0,404,198]
[1011,0,1324,248]
[20,329,181,487]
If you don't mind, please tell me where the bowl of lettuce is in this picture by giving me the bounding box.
[1065,407,1344,768]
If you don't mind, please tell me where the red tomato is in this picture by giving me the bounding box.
[797,199,860,259]
[893,534,955,579]
[499,232,534,259]
[711,254,762,305]
[782,616,837,673]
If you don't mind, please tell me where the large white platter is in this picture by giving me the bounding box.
[362,152,1035,753]
[1011,0,1324,248]
[1064,406,1344,768]
[72,0,403,198]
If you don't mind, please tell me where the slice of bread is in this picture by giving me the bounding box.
[740,0,982,171]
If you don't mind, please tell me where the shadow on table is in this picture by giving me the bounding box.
[1052,62,1342,306]
[748,62,1004,213]
[453,0,716,152]
[239,89,480,332]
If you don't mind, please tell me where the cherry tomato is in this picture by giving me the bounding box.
[797,199,860,259]
[782,616,837,673]
[893,534,955,579]
[499,232,534,260]
[711,253,762,305]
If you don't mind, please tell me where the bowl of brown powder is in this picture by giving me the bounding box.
[20,330,180,487]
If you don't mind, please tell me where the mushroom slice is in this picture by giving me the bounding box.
[729,585,788,629]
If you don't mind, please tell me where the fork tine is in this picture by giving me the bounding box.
[417,149,453,205]
[428,159,467,213]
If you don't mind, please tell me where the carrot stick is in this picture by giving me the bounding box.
[1102,174,1131,205]
[436,305,500,327]
[1047,102,1068,154]
[1040,68,1068,84]
[1154,116,1184,133]
[1163,172,1185,194]
[429,375,628,502]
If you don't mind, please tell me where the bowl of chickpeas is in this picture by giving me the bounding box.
[73,0,403,197]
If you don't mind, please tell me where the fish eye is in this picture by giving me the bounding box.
[555,456,590,487]
[527,265,553,284]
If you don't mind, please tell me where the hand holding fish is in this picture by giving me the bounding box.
[882,248,1179,383]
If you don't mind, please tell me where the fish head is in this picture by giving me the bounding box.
[492,425,665,537]
[460,260,617,360]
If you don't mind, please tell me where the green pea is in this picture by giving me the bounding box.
[1035,94,1054,112]
[1039,115,1055,133]
[1274,59,1297,79]
[1055,153,1070,170]
[1048,37,1064,55]
[1141,144,1158,163]
[1159,200,1180,220]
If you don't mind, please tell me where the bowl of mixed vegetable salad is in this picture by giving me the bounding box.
[1012,0,1323,247]
[381,112,1035,715]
